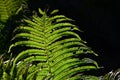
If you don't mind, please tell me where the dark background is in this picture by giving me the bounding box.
[28,0,120,76]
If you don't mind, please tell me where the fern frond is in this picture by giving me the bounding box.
[103,68,120,80]
[9,8,99,79]
[0,0,26,22]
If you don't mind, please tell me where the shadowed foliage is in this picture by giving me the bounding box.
[0,0,28,55]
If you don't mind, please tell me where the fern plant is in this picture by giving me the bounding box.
[8,9,99,80]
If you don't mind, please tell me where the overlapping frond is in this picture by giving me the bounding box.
[9,8,99,80]
[103,68,120,80]
[0,0,26,22]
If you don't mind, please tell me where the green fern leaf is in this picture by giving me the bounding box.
[50,9,59,15]
[0,0,26,22]
[14,49,45,63]
[9,8,99,80]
